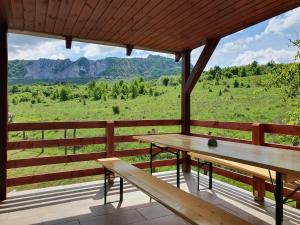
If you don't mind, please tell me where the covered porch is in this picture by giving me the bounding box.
[0,1,300,225]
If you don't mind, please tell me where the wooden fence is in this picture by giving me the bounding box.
[6,119,300,200]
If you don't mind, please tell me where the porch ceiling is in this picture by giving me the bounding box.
[1,0,300,54]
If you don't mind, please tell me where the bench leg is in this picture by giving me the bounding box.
[104,167,107,204]
[275,172,283,225]
[120,177,123,202]
[197,159,200,191]
[252,176,265,202]
[176,150,180,188]
[150,143,153,175]
[208,162,213,189]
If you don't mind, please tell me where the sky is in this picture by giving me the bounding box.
[8,7,300,69]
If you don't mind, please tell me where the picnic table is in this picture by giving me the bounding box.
[133,134,300,225]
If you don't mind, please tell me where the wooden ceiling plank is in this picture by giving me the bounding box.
[35,0,48,32]
[71,0,98,37]
[78,0,112,39]
[118,0,182,44]
[53,0,73,34]
[96,0,136,41]
[87,0,124,40]
[62,0,85,35]
[23,0,35,30]
[214,0,300,39]
[128,0,197,45]
[143,0,236,51]
[138,0,223,50]
[10,0,24,29]
[98,0,150,42]
[185,38,220,94]
[45,0,61,33]
[165,0,285,51]
[110,0,161,42]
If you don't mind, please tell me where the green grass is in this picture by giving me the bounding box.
[7,75,299,207]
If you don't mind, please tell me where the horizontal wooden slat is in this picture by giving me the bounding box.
[7,152,107,168]
[7,159,177,187]
[8,121,107,131]
[264,123,300,136]
[191,120,252,131]
[8,137,106,150]
[7,167,104,187]
[114,119,181,127]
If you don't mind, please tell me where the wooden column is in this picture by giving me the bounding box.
[0,22,8,201]
[252,123,265,202]
[181,50,191,172]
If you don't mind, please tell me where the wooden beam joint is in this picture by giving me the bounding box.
[126,44,133,56]
[65,36,72,49]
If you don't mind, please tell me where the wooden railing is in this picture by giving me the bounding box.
[6,119,300,200]
[7,119,181,187]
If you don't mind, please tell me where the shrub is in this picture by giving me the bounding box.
[218,90,222,96]
[112,106,120,114]
[233,79,239,88]
[59,87,71,101]
[208,88,213,92]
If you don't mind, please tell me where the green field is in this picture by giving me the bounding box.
[7,71,300,206]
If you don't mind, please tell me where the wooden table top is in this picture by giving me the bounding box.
[133,134,300,176]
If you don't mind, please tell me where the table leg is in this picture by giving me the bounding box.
[104,167,107,204]
[150,143,153,175]
[176,150,180,188]
[275,172,283,225]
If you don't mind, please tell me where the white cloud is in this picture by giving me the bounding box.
[264,7,300,35]
[232,48,296,66]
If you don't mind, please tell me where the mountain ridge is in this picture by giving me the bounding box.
[8,55,182,83]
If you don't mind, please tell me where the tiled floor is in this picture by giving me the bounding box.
[1,171,300,225]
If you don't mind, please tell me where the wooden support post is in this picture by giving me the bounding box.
[181,50,191,172]
[252,123,265,202]
[106,121,115,184]
[0,22,8,201]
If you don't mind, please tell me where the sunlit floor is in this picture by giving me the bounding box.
[1,170,300,225]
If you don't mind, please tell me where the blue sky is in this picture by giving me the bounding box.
[8,7,300,68]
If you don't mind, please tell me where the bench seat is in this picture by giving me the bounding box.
[188,152,300,186]
[98,157,250,225]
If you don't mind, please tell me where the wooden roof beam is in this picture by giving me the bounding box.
[126,44,133,56]
[65,36,72,49]
[185,38,220,94]
[175,52,181,62]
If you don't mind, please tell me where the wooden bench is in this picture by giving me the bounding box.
[188,152,300,202]
[98,157,250,225]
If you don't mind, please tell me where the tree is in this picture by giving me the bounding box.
[233,79,239,88]
[241,67,247,77]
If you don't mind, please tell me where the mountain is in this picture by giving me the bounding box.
[8,55,181,83]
